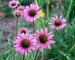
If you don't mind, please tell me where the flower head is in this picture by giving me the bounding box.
[8,0,19,9]
[18,27,28,35]
[13,33,36,56]
[49,15,66,30]
[34,28,55,51]
[13,10,23,17]
[24,3,42,22]
[17,6,25,11]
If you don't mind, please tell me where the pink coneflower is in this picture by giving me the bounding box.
[13,33,36,56]
[17,6,25,11]
[24,3,42,22]
[13,10,23,17]
[34,28,55,51]
[18,27,28,35]
[49,15,66,30]
[8,0,19,9]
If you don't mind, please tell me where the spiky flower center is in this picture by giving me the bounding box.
[16,13,21,17]
[21,30,26,34]
[11,3,16,6]
[21,40,30,48]
[29,10,36,16]
[19,8,23,11]
[39,35,47,43]
[55,20,61,26]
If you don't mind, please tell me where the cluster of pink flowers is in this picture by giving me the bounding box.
[8,0,42,22]
[8,0,67,57]
[13,27,55,56]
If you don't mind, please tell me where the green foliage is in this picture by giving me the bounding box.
[2,4,13,17]
[46,22,75,60]
[19,0,34,6]
[0,0,75,60]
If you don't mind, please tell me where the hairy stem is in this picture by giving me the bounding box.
[65,0,73,22]
[23,54,25,60]
[33,20,35,34]
[67,44,75,56]
[16,18,18,38]
[53,30,57,40]
[46,0,50,20]
[34,49,39,60]
[21,18,22,28]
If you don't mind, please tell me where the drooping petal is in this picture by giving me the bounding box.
[44,28,48,35]
[36,43,41,50]
[48,40,55,44]
[59,15,62,20]
[25,50,27,56]
[45,43,51,49]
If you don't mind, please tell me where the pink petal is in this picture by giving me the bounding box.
[51,26,55,29]
[36,30,40,34]
[26,6,30,9]
[44,44,46,49]
[50,20,54,22]
[47,31,52,36]
[48,34,54,39]
[36,43,41,50]
[56,27,58,30]
[25,50,27,56]
[41,28,43,34]
[49,23,53,24]
[22,49,24,55]
[51,17,56,20]
[41,44,43,51]
[45,43,51,49]
[28,49,32,53]
[44,28,47,34]
[50,34,54,38]
[14,44,20,47]
[59,15,63,20]
[30,47,35,50]
[56,16,58,20]
[48,40,55,44]
[62,19,66,22]
[30,18,33,22]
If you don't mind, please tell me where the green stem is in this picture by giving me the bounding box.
[21,18,22,28]
[35,0,38,5]
[34,49,39,60]
[25,56,28,60]
[46,0,50,20]
[23,55,25,60]
[41,51,44,60]
[67,44,75,56]
[0,31,2,60]
[0,0,1,3]
[16,18,18,38]
[53,30,57,40]
[33,20,35,34]
[65,0,73,22]
[13,50,15,60]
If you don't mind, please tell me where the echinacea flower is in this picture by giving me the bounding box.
[24,3,42,22]
[8,0,19,9]
[49,15,66,30]
[34,28,55,51]
[18,27,28,35]
[17,6,25,11]
[13,33,36,56]
[13,10,23,17]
